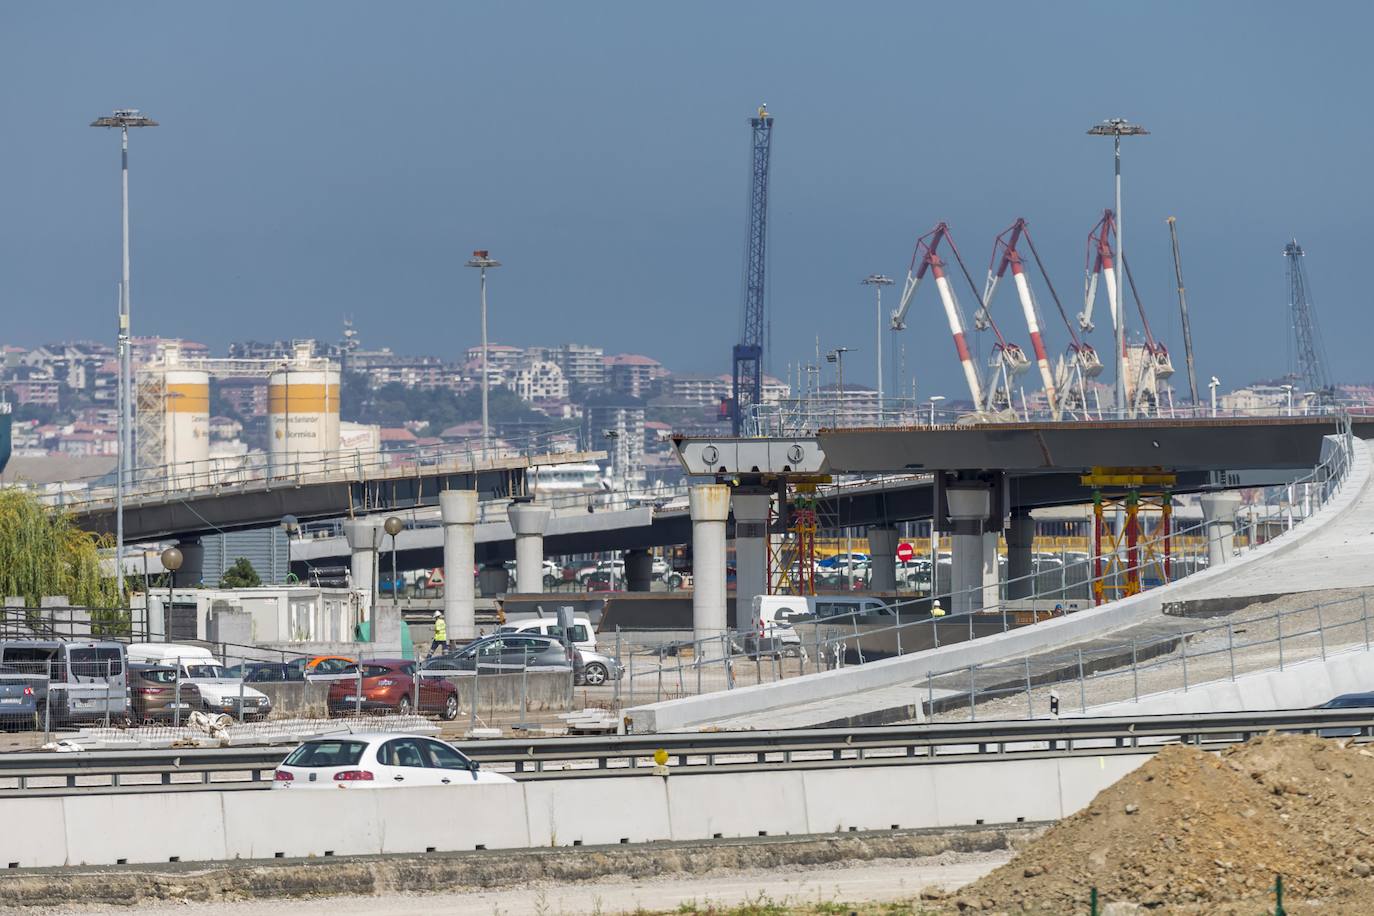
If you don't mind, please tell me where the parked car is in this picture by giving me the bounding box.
[285,655,359,682]
[327,659,459,720]
[500,615,597,653]
[272,733,513,789]
[224,662,306,683]
[0,664,40,730]
[126,663,198,723]
[651,556,670,580]
[575,648,622,686]
[126,644,272,721]
[421,634,581,678]
[0,640,126,725]
[576,558,624,585]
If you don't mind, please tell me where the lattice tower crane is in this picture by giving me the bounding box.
[1283,240,1335,403]
[729,104,774,435]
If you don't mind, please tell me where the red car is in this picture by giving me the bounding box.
[327,659,460,720]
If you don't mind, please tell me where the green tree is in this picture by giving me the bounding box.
[0,488,122,609]
[219,557,262,588]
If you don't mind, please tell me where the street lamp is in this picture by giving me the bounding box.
[92,108,158,604]
[465,250,502,457]
[825,347,852,423]
[861,275,894,421]
[1279,383,1294,417]
[927,395,946,427]
[1087,118,1149,416]
[160,546,183,635]
[384,516,403,611]
[1209,376,1220,418]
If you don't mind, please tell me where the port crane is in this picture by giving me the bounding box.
[1082,210,1173,415]
[728,104,774,435]
[1283,240,1335,403]
[891,222,1027,414]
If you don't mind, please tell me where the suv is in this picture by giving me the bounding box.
[127,664,198,722]
[421,634,581,678]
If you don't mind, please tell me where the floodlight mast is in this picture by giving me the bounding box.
[90,109,158,605]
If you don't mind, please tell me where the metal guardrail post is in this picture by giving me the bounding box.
[968,666,976,721]
[927,671,934,720]
[1317,601,1327,660]
[1077,649,1086,713]
[1277,611,1285,671]
[104,660,112,728]
[1227,623,1236,681]
[1024,656,1033,718]
[1364,594,1371,651]
[174,657,182,728]
[612,628,622,710]
[354,667,362,718]
[1131,639,1139,702]
[1181,635,1188,691]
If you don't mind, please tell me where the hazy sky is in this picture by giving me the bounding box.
[2,2,1370,400]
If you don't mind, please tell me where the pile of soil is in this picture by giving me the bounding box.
[937,733,1374,914]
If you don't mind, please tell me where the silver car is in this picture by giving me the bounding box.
[575,649,623,686]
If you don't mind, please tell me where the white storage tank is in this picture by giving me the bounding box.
[163,366,210,479]
[268,345,340,476]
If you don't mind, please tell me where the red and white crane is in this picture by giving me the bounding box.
[1081,209,1122,337]
[984,219,1058,415]
[891,223,1027,414]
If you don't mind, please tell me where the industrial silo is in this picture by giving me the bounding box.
[163,365,210,479]
[268,345,340,476]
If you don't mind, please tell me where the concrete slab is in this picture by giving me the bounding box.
[523,775,671,846]
[64,793,227,866]
[666,770,810,840]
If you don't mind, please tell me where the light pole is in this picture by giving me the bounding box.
[92,108,158,604]
[1280,383,1294,417]
[465,250,501,456]
[1209,376,1220,418]
[1087,118,1149,416]
[384,516,403,612]
[826,347,852,424]
[603,429,623,589]
[861,275,894,422]
[927,394,945,426]
[160,546,182,636]
[280,514,299,583]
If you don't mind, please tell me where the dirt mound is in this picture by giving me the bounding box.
[938,734,1374,914]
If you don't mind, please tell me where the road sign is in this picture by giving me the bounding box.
[896,542,915,562]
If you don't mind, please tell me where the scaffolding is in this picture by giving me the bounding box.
[1081,467,1176,605]
[767,477,831,595]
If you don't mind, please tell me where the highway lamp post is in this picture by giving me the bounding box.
[604,429,622,590]
[91,109,158,605]
[1303,391,1316,417]
[465,250,502,458]
[1209,376,1220,419]
[384,516,403,614]
[1280,383,1294,417]
[1087,118,1149,418]
[826,347,851,426]
[279,514,299,584]
[927,394,945,427]
[861,275,894,424]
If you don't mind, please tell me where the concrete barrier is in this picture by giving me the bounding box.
[437,672,574,712]
[256,681,331,718]
[627,437,1372,733]
[11,751,1159,869]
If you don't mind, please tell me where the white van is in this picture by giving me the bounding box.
[498,615,596,653]
[126,644,272,721]
[747,596,806,656]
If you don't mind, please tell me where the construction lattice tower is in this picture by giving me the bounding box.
[730,104,774,435]
[1283,240,1335,402]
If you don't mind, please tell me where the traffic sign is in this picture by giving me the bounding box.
[896,542,915,562]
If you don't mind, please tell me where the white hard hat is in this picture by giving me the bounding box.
[433,610,442,618]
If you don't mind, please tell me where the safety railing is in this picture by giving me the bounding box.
[36,425,595,513]
[4,708,1374,795]
[925,590,1374,722]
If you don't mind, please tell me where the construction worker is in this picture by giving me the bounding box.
[430,610,448,658]
[930,599,946,618]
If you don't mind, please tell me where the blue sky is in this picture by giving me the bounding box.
[1,2,1370,400]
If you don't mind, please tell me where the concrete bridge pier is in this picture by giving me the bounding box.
[867,526,899,592]
[507,499,551,594]
[623,549,653,592]
[944,477,996,614]
[690,484,730,657]
[730,489,772,628]
[1201,492,1243,567]
[1005,510,1036,599]
[343,519,382,614]
[439,490,478,641]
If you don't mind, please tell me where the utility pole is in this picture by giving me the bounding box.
[862,274,894,423]
[1087,119,1149,415]
[1166,217,1200,406]
[91,109,158,604]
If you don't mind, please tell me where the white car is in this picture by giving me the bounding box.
[127,643,272,720]
[273,733,514,789]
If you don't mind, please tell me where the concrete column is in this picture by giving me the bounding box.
[982,531,1001,609]
[946,484,992,614]
[439,490,478,641]
[343,519,381,614]
[730,489,771,628]
[478,562,509,598]
[507,500,551,594]
[1005,510,1036,599]
[690,484,731,656]
[175,539,205,587]
[1200,492,1242,567]
[624,549,653,592]
[867,526,898,592]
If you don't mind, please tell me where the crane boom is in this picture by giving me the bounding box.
[1166,217,1201,405]
[986,219,1057,416]
[730,104,773,435]
[1284,240,1334,401]
[1080,210,1121,335]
